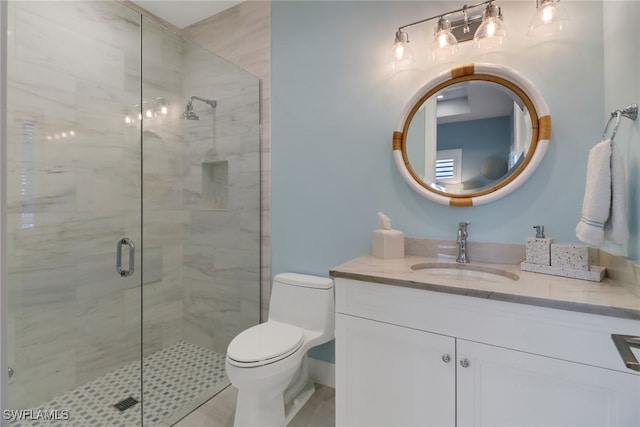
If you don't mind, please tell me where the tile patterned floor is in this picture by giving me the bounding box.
[9,341,228,427]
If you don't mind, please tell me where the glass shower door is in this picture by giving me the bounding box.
[140,15,261,426]
[6,1,143,425]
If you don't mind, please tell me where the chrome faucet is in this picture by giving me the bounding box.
[456,221,470,263]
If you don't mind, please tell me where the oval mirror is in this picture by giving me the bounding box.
[393,63,551,207]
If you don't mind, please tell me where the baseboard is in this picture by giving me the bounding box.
[308,357,335,388]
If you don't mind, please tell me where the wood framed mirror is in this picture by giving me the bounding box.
[393,63,551,207]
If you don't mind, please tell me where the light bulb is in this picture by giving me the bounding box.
[125,115,133,125]
[486,22,496,37]
[542,5,554,24]
[437,33,448,48]
[145,109,153,118]
[161,105,168,115]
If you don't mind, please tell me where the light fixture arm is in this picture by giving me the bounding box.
[462,7,470,34]
[535,0,561,9]
[397,0,495,32]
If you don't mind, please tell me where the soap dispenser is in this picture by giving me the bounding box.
[533,225,545,239]
[525,225,553,266]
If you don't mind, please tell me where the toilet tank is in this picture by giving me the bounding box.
[268,273,334,339]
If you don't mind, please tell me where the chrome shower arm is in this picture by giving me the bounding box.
[190,96,217,108]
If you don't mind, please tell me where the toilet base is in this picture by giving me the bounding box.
[234,387,284,427]
[284,381,315,424]
[233,380,316,427]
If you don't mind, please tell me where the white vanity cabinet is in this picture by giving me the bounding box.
[335,277,640,427]
[456,339,640,426]
[336,313,456,426]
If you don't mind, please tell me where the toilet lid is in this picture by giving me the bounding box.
[227,321,304,366]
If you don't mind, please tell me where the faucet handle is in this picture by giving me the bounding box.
[459,221,470,228]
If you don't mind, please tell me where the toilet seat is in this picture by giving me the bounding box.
[227,321,304,367]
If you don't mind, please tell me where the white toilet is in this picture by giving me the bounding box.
[226,273,335,427]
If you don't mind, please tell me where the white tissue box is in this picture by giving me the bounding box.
[371,229,404,259]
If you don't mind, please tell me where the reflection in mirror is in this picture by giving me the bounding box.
[393,63,551,207]
[405,80,532,194]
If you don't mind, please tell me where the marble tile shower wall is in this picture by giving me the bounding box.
[6,1,261,409]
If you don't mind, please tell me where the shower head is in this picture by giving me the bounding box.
[182,101,199,120]
[182,96,217,120]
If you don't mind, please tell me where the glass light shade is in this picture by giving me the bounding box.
[388,30,415,71]
[430,18,458,60]
[528,0,569,37]
[474,4,508,50]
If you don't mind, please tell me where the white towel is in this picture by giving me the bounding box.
[604,142,629,244]
[575,138,628,245]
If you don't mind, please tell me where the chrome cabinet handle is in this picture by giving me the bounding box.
[459,358,470,368]
[116,238,135,277]
[442,354,451,363]
[611,334,640,372]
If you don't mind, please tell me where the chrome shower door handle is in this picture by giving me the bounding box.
[116,237,135,277]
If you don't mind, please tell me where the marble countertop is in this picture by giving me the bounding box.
[330,255,640,320]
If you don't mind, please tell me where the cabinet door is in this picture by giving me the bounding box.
[336,313,455,427]
[457,339,640,427]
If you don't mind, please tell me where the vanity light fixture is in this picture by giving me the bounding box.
[388,0,507,69]
[528,0,569,37]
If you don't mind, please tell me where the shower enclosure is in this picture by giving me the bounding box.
[4,1,260,425]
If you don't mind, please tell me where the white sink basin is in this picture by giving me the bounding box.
[410,262,520,282]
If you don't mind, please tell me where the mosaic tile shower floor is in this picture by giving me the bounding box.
[9,341,229,427]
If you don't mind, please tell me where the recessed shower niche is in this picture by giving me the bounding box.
[202,160,229,210]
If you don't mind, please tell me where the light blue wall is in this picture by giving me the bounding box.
[272,1,614,363]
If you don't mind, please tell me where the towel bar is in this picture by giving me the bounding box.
[602,103,638,141]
